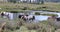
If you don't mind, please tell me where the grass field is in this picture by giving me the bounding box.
[0,2,60,12]
[0,2,60,32]
[0,15,60,32]
[0,17,55,32]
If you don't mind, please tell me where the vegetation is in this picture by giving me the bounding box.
[41,14,58,16]
[35,12,40,15]
[41,0,44,4]
[0,1,60,32]
[0,2,60,12]
[8,11,18,13]
[7,0,17,3]
[34,12,58,16]
[0,17,58,32]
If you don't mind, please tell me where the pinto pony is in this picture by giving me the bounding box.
[18,15,35,21]
[28,15,35,21]
[1,12,9,18]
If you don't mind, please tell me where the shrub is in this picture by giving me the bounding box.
[22,7,27,10]
[35,12,40,15]
[42,6,46,8]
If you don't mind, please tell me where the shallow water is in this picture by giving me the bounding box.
[3,11,60,21]
[34,15,50,21]
[29,11,60,21]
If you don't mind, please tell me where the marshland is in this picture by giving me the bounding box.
[0,0,60,32]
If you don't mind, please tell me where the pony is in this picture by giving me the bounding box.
[18,15,35,21]
[1,12,9,18]
[1,12,4,18]
[28,15,35,21]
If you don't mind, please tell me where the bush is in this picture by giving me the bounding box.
[35,12,40,15]
[22,7,27,10]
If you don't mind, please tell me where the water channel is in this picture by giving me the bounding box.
[29,11,60,21]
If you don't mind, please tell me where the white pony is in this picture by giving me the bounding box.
[2,12,9,18]
[27,15,35,21]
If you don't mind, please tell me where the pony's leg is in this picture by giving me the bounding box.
[29,18,32,23]
[23,18,26,21]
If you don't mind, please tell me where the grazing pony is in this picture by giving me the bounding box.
[18,15,35,21]
[18,15,24,19]
[1,12,9,18]
[28,15,35,21]
[1,12,4,18]
[56,17,60,21]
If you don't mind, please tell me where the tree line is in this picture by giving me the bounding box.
[7,0,44,4]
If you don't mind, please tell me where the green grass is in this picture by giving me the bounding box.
[41,14,58,16]
[0,2,60,12]
[0,2,60,32]
[0,17,56,32]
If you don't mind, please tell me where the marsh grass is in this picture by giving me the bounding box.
[0,2,60,12]
[0,2,59,32]
[0,17,55,32]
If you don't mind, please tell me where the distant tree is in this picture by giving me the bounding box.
[41,0,44,4]
[8,0,17,3]
[30,0,31,3]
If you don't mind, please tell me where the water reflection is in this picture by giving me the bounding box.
[35,15,50,21]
